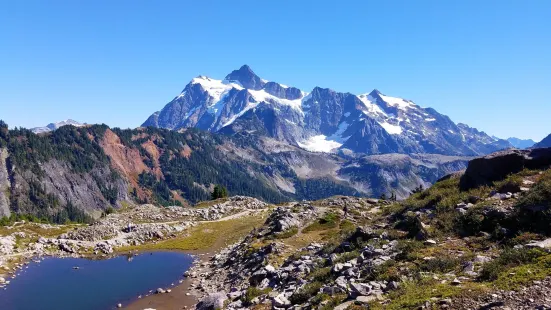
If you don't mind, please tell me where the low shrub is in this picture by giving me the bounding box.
[242,287,272,306]
[479,247,546,281]
[309,266,333,282]
[395,240,424,261]
[419,256,463,273]
[289,282,322,305]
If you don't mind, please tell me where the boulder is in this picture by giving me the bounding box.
[356,295,382,303]
[272,294,291,308]
[349,282,371,296]
[460,148,551,190]
[196,292,228,310]
[156,288,166,294]
[526,238,551,249]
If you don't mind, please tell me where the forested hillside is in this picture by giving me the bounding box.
[0,121,469,224]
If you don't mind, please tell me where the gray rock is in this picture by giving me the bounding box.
[272,294,291,308]
[334,301,354,310]
[197,292,228,310]
[356,295,381,303]
[350,282,371,296]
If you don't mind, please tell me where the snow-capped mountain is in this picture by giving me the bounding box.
[143,65,512,156]
[31,119,85,134]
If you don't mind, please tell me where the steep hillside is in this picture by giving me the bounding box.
[534,133,551,148]
[143,65,512,156]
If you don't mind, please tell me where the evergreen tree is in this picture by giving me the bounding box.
[211,184,228,200]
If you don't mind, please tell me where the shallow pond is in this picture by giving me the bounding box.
[0,251,193,310]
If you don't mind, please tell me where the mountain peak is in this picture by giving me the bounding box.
[368,89,382,98]
[224,65,265,90]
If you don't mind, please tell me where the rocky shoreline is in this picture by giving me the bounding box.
[0,196,267,292]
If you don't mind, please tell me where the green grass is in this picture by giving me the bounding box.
[303,213,339,233]
[494,173,523,193]
[400,177,490,213]
[193,197,230,209]
[479,247,547,282]
[274,227,298,239]
[370,279,487,310]
[119,213,266,251]
[493,254,551,290]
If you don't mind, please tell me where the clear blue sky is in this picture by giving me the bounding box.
[1,0,549,141]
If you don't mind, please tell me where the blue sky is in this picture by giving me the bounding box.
[1,0,549,141]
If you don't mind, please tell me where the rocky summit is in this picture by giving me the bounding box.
[143,65,513,156]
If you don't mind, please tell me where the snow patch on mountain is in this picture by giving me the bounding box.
[247,89,306,111]
[298,135,342,153]
[191,76,243,102]
[378,93,415,110]
[328,121,351,142]
[222,100,261,127]
[357,94,386,116]
[378,121,403,135]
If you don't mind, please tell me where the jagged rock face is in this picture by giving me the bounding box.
[0,148,11,217]
[143,65,513,156]
[12,159,128,218]
[460,148,551,190]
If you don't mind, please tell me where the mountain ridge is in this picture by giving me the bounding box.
[31,119,85,134]
[0,122,470,222]
[143,65,513,156]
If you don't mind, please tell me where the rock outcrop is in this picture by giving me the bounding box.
[461,148,551,190]
[0,148,11,217]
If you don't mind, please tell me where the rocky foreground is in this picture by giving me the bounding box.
[181,149,551,310]
[2,149,551,310]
